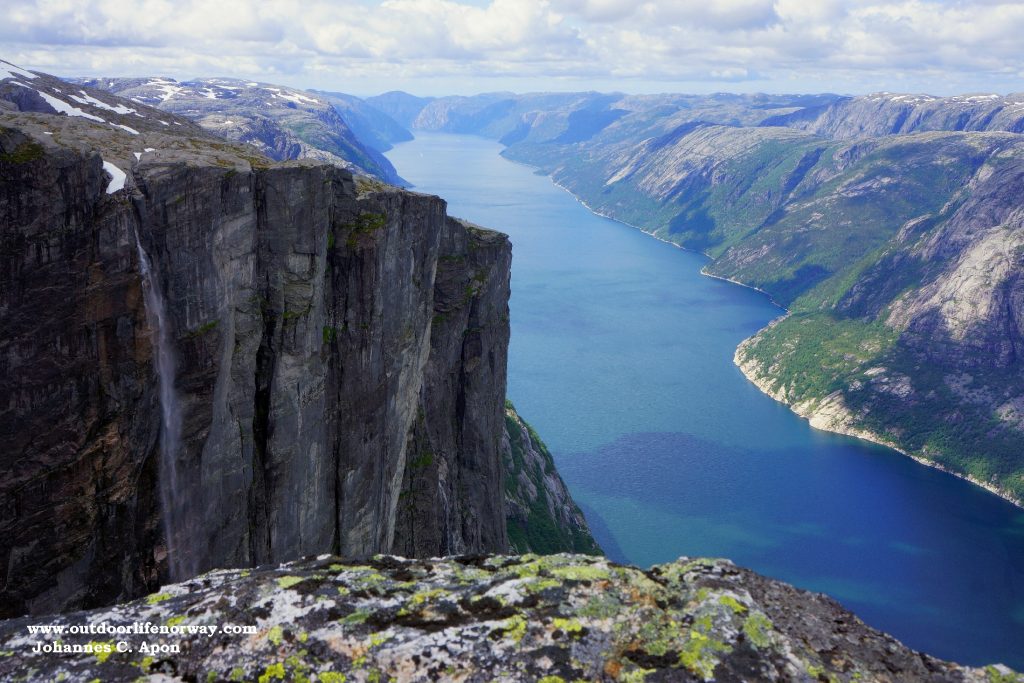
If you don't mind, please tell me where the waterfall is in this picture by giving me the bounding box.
[133,230,190,580]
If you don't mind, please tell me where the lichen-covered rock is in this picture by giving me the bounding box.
[0,554,1018,682]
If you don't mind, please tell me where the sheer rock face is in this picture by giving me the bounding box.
[0,553,1018,683]
[0,105,511,617]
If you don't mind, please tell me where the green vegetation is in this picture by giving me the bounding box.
[503,401,603,556]
[345,212,387,247]
[742,313,1024,502]
[1,140,45,164]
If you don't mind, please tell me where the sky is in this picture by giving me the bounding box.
[2,0,1022,97]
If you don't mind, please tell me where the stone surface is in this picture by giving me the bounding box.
[1,553,1019,682]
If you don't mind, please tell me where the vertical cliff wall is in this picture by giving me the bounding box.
[0,118,512,616]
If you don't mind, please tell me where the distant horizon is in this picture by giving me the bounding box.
[20,64,1024,102]
[3,0,1022,100]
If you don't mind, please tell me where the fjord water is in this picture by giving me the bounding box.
[387,132,1024,668]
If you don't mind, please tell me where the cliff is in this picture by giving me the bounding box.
[1,553,1019,682]
[0,64,534,618]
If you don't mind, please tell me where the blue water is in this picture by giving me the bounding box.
[386,132,1024,668]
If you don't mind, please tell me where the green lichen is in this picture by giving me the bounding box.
[678,629,731,679]
[88,641,113,664]
[340,610,370,626]
[266,625,284,645]
[368,632,391,648]
[986,666,1022,683]
[319,673,347,683]
[166,616,185,627]
[620,668,654,683]
[717,594,747,614]
[495,614,528,642]
[549,565,611,582]
[258,662,286,683]
[408,588,449,606]
[277,576,305,590]
[551,617,584,636]
[742,611,773,649]
[146,592,173,605]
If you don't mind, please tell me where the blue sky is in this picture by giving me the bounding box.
[2,0,1022,96]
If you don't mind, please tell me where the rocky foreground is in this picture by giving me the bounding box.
[0,554,1018,682]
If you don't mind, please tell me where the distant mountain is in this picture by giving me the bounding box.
[76,76,405,184]
[312,90,412,152]
[766,92,1024,138]
[364,90,435,128]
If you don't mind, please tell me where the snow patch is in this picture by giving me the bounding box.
[0,60,37,81]
[110,122,140,135]
[144,147,156,152]
[69,90,136,115]
[278,92,319,105]
[37,91,106,123]
[102,161,126,194]
[134,152,142,161]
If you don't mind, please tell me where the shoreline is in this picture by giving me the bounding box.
[526,152,1023,512]
[734,339,1024,510]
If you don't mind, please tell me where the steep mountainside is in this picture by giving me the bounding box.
[382,88,1024,505]
[3,553,1020,682]
[767,92,1024,138]
[0,61,596,618]
[312,89,413,152]
[75,75,405,184]
[503,402,601,555]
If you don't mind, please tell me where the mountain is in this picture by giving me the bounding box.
[74,75,406,184]
[766,92,1024,138]
[387,89,1024,506]
[0,60,596,617]
[312,89,413,152]
[3,553,1020,682]
[364,90,435,128]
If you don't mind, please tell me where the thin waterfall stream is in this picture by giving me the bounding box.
[133,230,188,580]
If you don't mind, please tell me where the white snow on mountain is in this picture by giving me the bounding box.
[101,160,126,193]
[69,90,137,115]
[0,60,37,81]
[37,91,106,123]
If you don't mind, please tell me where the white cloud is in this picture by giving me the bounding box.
[2,0,1024,95]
